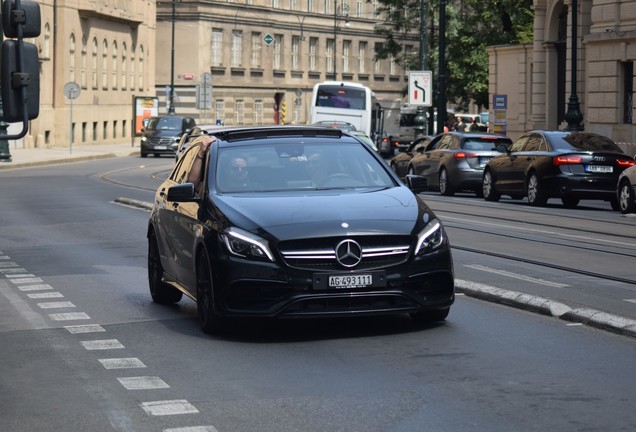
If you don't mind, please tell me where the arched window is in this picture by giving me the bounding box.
[81,37,87,88]
[121,42,127,90]
[112,41,118,89]
[69,33,76,83]
[92,38,98,89]
[138,45,144,90]
[130,44,135,91]
[102,39,108,89]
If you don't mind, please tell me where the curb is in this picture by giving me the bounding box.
[0,150,141,170]
[115,197,153,211]
[455,279,636,339]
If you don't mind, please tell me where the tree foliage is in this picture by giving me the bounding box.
[372,0,534,110]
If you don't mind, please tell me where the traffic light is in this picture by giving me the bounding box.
[1,0,41,124]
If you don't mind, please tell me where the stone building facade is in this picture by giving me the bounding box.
[487,0,636,157]
[10,0,414,148]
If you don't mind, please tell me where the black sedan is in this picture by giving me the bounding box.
[617,164,636,214]
[147,126,454,334]
[389,135,434,179]
[482,131,636,208]
[407,132,512,196]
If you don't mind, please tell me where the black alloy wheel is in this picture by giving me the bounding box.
[482,170,500,202]
[148,231,183,304]
[196,250,223,334]
[439,168,454,196]
[618,180,635,214]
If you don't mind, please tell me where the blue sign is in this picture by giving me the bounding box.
[494,94,507,109]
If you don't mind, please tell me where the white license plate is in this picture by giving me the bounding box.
[329,274,372,288]
[479,157,491,165]
[154,145,167,150]
[586,165,613,173]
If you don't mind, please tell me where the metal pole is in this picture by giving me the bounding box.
[436,0,447,134]
[168,0,176,114]
[0,0,13,162]
[333,0,337,80]
[564,0,583,131]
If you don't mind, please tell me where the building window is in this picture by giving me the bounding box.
[113,120,118,139]
[623,61,634,124]
[309,37,317,71]
[80,37,87,88]
[121,42,127,90]
[390,55,396,75]
[374,43,382,73]
[69,33,76,83]
[92,38,98,89]
[235,100,245,125]
[139,45,144,90]
[371,0,379,15]
[103,121,108,140]
[325,0,331,14]
[43,23,51,58]
[212,29,223,66]
[272,0,279,7]
[290,0,297,10]
[130,44,136,90]
[291,36,300,70]
[327,39,334,74]
[112,41,118,89]
[102,40,108,89]
[122,120,127,138]
[251,33,262,68]
[82,122,87,143]
[93,122,97,141]
[273,34,283,69]
[215,99,225,125]
[231,31,242,67]
[254,100,263,125]
[343,40,351,73]
[358,41,366,73]
[308,0,314,12]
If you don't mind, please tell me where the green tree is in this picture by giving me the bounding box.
[372,0,534,110]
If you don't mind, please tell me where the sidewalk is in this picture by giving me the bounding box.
[0,142,140,170]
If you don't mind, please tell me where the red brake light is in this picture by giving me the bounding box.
[553,155,582,165]
[455,152,477,159]
[617,158,636,167]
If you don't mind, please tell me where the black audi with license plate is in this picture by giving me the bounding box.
[147,126,454,334]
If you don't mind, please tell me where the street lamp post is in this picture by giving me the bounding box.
[564,0,583,131]
[168,0,176,114]
[0,1,12,162]
[332,0,350,81]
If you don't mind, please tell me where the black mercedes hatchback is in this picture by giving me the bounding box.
[147,126,454,334]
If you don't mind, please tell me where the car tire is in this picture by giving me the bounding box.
[527,173,547,206]
[561,196,580,208]
[618,180,635,214]
[439,169,454,196]
[410,308,450,323]
[148,231,183,304]
[196,250,224,334]
[140,152,147,158]
[482,170,500,202]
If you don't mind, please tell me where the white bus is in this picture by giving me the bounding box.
[309,81,382,141]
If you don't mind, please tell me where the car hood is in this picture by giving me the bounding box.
[212,186,430,240]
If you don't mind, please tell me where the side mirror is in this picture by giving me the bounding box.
[167,183,197,202]
[495,144,509,153]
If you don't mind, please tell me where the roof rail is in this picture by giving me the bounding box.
[214,126,343,142]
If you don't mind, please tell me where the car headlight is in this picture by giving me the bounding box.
[220,227,274,261]
[414,219,445,255]
[141,136,147,142]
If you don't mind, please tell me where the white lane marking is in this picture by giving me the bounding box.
[18,284,54,291]
[164,427,219,432]
[9,277,44,284]
[5,273,36,278]
[99,358,147,369]
[0,268,27,273]
[118,376,170,390]
[0,262,19,268]
[464,264,569,288]
[37,301,76,309]
[0,284,50,328]
[81,339,125,350]
[27,292,64,299]
[0,255,10,259]
[65,324,105,334]
[49,312,91,321]
[567,323,584,326]
[442,215,636,247]
[140,400,199,416]
[625,299,636,304]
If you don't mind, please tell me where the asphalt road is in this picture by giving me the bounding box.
[1,156,635,432]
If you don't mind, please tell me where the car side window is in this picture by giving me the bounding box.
[523,135,542,152]
[509,136,529,152]
[437,135,452,150]
[170,144,200,184]
[449,136,460,150]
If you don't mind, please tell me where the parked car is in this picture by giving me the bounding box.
[617,164,636,214]
[389,135,435,179]
[482,130,636,208]
[407,132,513,196]
[140,115,196,158]
[147,126,454,334]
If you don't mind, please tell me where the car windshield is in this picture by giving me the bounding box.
[559,132,623,152]
[214,142,394,193]
[462,138,512,151]
[147,117,183,131]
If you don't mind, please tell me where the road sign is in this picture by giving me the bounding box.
[408,71,432,107]
[263,34,274,46]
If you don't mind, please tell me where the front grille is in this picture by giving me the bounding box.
[148,137,175,146]
[279,235,411,271]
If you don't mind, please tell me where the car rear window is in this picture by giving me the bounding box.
[559,133,623,152]
[462,138,512,151]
